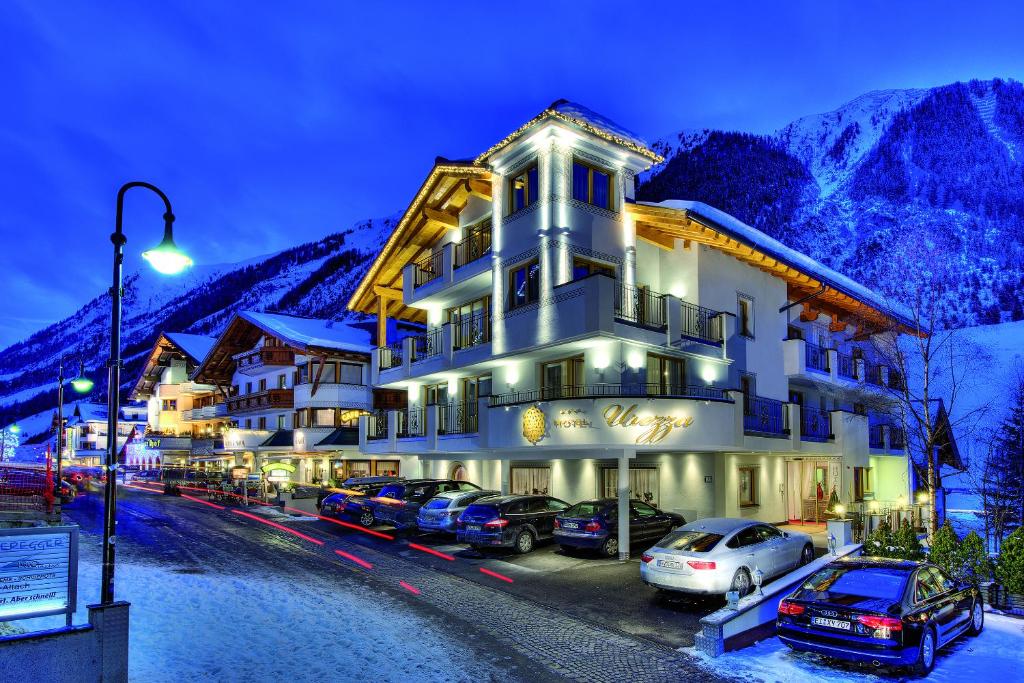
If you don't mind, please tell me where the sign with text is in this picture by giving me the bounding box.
[0,526,78,623]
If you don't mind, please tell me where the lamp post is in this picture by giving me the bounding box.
[100,182,191,606]
[55,356,94,489]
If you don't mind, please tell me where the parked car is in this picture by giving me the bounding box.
[417,489,500,534]
[132,469,162,482]
[640,518,814,596]
[554,498,685,557]
[777,557,984,675]
[0,466,74,503]
[319,477,402,521]
[367,479,482,530]
[457,494,570,553]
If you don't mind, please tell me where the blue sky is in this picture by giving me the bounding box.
[2,1,1023,348]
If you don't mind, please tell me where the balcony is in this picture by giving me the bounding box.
[396,407,425,438]
[614,283,666,330]
[805,343,831,374]
[366,410,389,441]
[293,382,370,410]
[411,328,443,363]
[889,426,906,450]
[181,404,228,422]
[800,406,834,442]
[836,351,858,380]
[437,402,478,435]
[226,388,294,414]
[378,340,403,370]
[234,347,295,376]
[453,220,491,269]
[412,250,442,288]
[489,383,730,407]
[864,362,885,387]
[451,311,490,351]
[679,301,723,345]
[869,423,885,449]
[743,396,789,438]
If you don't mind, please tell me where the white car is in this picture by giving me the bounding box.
[640,518,814,596]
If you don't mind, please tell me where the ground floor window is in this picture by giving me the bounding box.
[738,466,758,507]
[373,460,400,477]
[854,466,873,501]
[600,466,660,507]
[450,462,468,481]
[511,466,550,495]
[331,459,401,480]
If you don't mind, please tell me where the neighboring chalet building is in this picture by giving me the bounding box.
[127,332,225,470]
[63,402,148,467]
[349,100,915,556]
[192,311,412,485]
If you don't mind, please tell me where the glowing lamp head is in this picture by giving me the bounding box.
[142,219,191,275]
[626,350,644,369]
[834,504,846,517]
[669,283,687,299]
[917,491,929,504]
[71,360,94,394]
[8,423,20,434]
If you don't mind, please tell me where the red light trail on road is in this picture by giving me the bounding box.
[408,543,455,561]
[230,508,325,546]
[399,580,421,595]
[479,567,514,583]
[311,513,396,540]
[334,549,373,570]
[180,493,226,510]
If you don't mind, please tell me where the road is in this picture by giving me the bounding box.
[63,485,731,682]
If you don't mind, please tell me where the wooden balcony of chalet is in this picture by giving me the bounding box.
[234,346,295,376]
[226,388,294,414]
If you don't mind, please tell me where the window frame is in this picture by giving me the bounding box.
[507,163,539,214]
[571,158,615,210]
[571,256,616,281]
[738,294,755,338]
[507,259,541,310]
[738,466,759,507]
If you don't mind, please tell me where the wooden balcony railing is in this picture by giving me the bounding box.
[235,347,295,375]
[226,388,294,414]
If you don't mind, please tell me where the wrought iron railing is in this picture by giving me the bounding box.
[889,426,906,450]
[614,283,667,329]
[800,406,833,441]
[378,341,404,370]
[396,407,424,438]
[805,343,830,373]
[489,383,730,407]
[453,219,491,268]
[452,311,490,350]
[864,362,884,386]
[680,301,723,345]
[366,411,388,440]
[411,328,443,362]
[743,396,789,437]
[869,424,885,449]
[437,402,477,435]
[836,351,858,380]
[413,250,442,287]
[887,368,904,391]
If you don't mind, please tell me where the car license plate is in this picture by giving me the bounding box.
[812,617,851,630]
[657,559,682,569]
[563,522,579,529]
[467,525,481,532]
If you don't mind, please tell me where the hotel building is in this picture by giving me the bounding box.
[350,101,913,557]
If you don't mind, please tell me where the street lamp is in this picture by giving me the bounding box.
[100,182,190,606]
[55,356,94,491]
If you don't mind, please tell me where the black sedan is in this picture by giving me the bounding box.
[457,494,570,553]
[777,557,984,675]
[553,499,685,557]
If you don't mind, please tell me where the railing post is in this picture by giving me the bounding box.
[666,296,682,346]
[441,241,455,287]
[370,347,382,386]
[442,322,454,364]
[790,403,802,449]
[718,312,733,361]
[358,413,368,449]
[827,348,838,383]
[386,409,399,451]
[425,404,439,450]
[402,335,416,374]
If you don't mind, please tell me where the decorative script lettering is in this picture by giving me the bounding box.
[602,404,694,444]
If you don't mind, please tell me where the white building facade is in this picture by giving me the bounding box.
[352,101,913,557]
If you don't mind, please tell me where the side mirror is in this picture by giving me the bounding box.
[783,531,790,538]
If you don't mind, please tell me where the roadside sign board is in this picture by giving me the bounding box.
[230,466,249,481]
[0,526,78,623]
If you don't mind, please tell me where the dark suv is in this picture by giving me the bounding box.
[456,494,570,553]
[363,479,482,530]
[319,476,402,518]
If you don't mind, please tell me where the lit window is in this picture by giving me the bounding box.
[277,374,286,389]
[508,259,540,309]
[508,164,539,213]
[739,466,758,507]
[339,362,363,385]
[314,409,335,427]
[572,257,615,281]
[572,160,614,209]
[511,466,551,495]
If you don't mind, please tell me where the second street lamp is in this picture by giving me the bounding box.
[100,181,190,606]
[55,355,94,491]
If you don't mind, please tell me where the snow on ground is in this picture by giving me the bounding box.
[685,610,1023,682]
[13,554,501,682]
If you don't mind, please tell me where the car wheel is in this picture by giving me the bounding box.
[514,530,534,554]
[800,544,815,566]
[601,537,619,558]
[358,510,375,528]
[730,568,752,596]
[910,626,937,677]
[968,600,985,636]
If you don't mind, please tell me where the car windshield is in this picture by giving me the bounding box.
[423,497,451,510]
[656,530,723,552]
[563,502,606,517]
[801,566,910,601]
[378,484,405,499]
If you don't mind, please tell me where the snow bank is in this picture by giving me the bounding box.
[684,610,1023,682]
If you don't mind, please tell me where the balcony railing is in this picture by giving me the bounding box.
[864,362,885,386]
[490,383,730,407]
[869,424,885,449]
[226,388,294,414]
[366,411,388,441]
[680,301,723,345]
[413,250,442,288]
[452,311,490,350]
[453,219,491,269]
[396,407,424,438]
[378,340,404,370]
[887,369,905,391]
[743,396,789,437]
[805,344,831,374]
[437,402,477,435]
[800,406,833,442]
[889,426,906,450]
[614,283,667,329]
[836,351,858,380]
[235,346,296,375]
[411,328,443,362]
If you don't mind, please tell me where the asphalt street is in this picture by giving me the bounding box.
[63,485,732,682]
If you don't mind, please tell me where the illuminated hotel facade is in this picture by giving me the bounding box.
[350,101,913,556]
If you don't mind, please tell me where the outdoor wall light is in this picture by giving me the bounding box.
[700,365,716,383]
[834,504,846,518]
[917,491,929,504]
[669,283,686,299]
[592,348,610,370]
[141,216,192,275]
[626,350,644,369]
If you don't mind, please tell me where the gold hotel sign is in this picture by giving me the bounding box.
[522,403,695,446]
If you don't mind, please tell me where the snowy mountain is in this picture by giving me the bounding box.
[639,78,1024,330]
[0,215,398,440]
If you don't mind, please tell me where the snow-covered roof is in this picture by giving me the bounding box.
[237,311,374,354]
[641,199,915,328]
[68,402,147,425]
[165,332,216,365]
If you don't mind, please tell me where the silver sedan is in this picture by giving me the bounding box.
[416,489,500,533]
[640,518,814,596]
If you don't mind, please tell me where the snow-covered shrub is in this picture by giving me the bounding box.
[864,520,924,560]
[930,521,991,585]
[997,528,1024,594]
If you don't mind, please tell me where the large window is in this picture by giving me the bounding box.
[424,383,449,406]
[738,466,758,507]
[541,355,584,399]
[508,164,539,213]
[648,354,686,394]
[161,399,177,411]
[314,408,335,427]
[449,296,491,349]
[600,466,661,507]
[572,256,616,281]
[508,259,540,309]
[339,362,363,385]
[738,295,754,338]
[572,160,613,209]
[511,466,551,495]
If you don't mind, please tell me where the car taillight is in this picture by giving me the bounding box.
[686,560,716,570]
[483,518,508,529]
[778,600,805,616]
[583,520,602,532]
[641,552,654,563]
[857,615,903,631]
[553,519,561,529]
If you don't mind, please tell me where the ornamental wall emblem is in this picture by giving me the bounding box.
[522,404,547,445]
